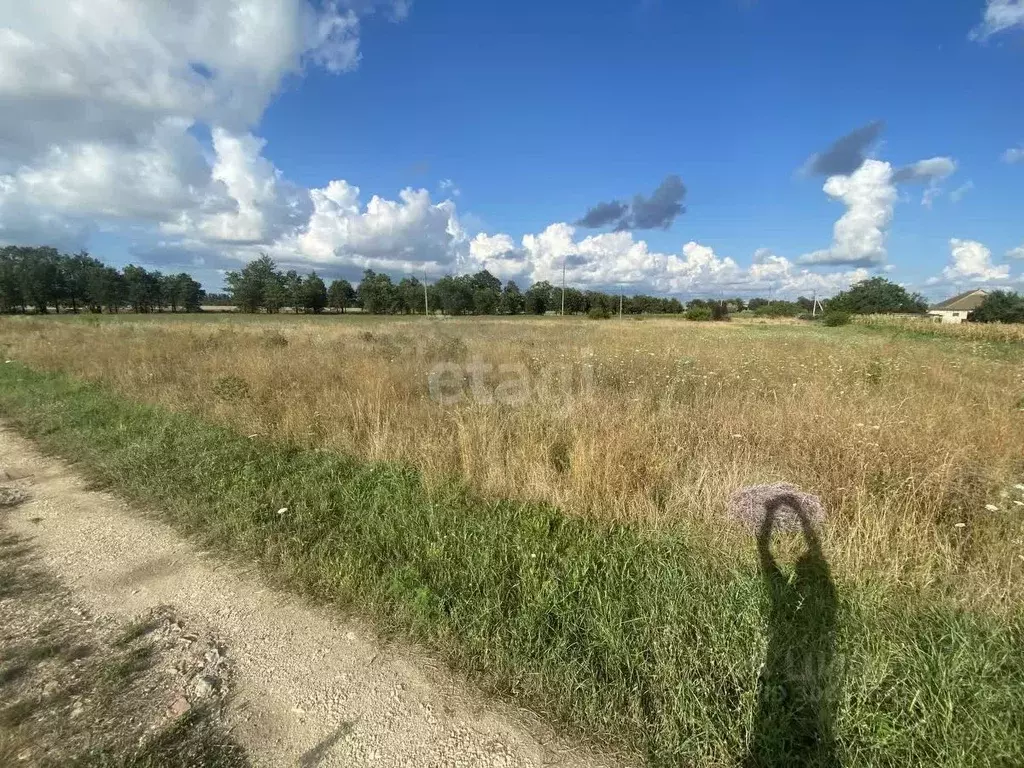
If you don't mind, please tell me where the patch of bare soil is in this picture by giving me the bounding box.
[0,427,627,768]
[0,491,246,766]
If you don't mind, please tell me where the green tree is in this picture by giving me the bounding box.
[18,246,62,313]
[473,287,498,314]
[283,270,303,311]
[122,265,163,313]
[263,276,289,313]
[0,247,26,312]
[299,271,328,313]
[524,281,554,314]
[225,254,280,313]
[498,280,524,314]
[60,251,101,313]
[828,277,928,315]
[397,277,425,314]
[753,300,802,318]
[327,278,355,313]
[970,291,1024,324]
[170,273,204,312]
[86,266,126,313]
[358,270,397,314]
[433,275,474,315]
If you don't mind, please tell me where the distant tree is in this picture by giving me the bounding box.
[970,291,1024,324]
[225,254,279,313]
[263,276,289,314]
[327,278,356,313]
[85,265,126,313]
[167,274,203,313]
[524,281,554,314]
[358,269,397,314]
[747,297,770,311]
[122,265,163,313]
[753,300,802,318]
[470,269,502,294]
[60,251,100,313]
[434,275,474,315]
[473,287,499,315]
[0,247,26,312]
[18,246,62,313]
[397,276,424,314]
[498,280,524,315]
[299,271,328,313]
[279,270,301,311]
[827,277,928,315]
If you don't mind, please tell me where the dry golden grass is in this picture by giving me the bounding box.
[2,313,1023,609]
[854,312,1024,343]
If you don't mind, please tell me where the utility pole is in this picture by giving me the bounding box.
[561,259,566,316]
[423,271,429,316]
[619,290,623,319]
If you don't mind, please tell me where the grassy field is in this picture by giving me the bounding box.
[1,313,1022,609]
[0,313,1023,765]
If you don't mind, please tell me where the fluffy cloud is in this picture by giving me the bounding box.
[1003,147,1024,164]
[259,182,466,275]
[0,0,405,249]
[463,223,868,297]
[1008,244,1024,260]
[931,239,1010,283]
[161,128,310,245]
[799,160,897,267]
[803,121,884,177]
[468,233,529,279]
[970,0,1024,40]
[1,119,209,222]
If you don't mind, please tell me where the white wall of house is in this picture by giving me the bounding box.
[928,310,969,324]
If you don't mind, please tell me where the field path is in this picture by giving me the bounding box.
[0,425,628,768]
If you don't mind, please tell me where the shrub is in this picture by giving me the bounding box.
[587,306,611,320]
[822,311,852,327]
[684,306,713,321]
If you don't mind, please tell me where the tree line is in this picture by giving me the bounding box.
[0,245,203,314]
[3,245,1021,323]
[227,254,703,316]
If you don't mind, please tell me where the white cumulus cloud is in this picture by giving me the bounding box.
[931,238,1010,284]
[799,159,897,267]
[0,0,404,250]
[463,224,870,297]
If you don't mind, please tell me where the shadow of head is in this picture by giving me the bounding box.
[746,492,840,767]
[757,493,821,553]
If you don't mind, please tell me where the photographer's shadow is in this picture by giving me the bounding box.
[744,495,840,768]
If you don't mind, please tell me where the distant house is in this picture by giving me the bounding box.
[928,289,989,324]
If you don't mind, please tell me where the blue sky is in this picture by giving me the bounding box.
[1,0,1022,297]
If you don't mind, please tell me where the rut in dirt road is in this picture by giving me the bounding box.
[0,425,630,768]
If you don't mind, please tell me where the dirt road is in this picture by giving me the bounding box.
[0,425,628,768]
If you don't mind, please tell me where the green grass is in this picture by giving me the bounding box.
[0,363,1021,766]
